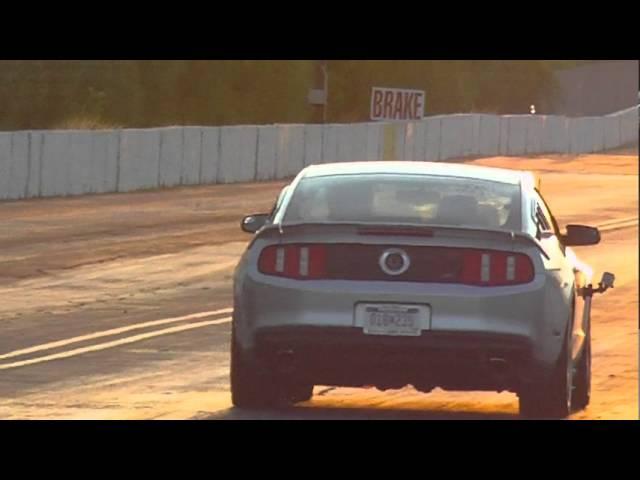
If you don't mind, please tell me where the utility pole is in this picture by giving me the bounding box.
[321,60,328,123]
[309,60,328,123]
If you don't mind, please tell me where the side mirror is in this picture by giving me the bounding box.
[241,213,270,234]
[562,224,601,246]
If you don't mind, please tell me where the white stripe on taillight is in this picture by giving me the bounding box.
[481,254,491,282]
[275,247,285,273]
[299,247,309,276]
[506,256,516,281]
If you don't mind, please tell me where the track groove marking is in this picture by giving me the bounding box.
[596,216,638,228]
[597,219,638,232]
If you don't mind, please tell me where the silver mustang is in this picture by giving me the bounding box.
[231,161,614,418]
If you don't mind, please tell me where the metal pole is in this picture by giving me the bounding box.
[321,61,328,123]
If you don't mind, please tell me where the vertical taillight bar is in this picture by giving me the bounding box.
[258,244,327,279]
[506,256,516,281]
[275,247,285,273]
[480,253,491,282]
[299,247,309,277]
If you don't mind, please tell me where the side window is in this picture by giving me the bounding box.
[535,190,561,237]
[269,185,290,220]
[534,190,566,254]
[534,203,552,233]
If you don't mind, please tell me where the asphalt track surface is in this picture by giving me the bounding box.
[0,149,637,419]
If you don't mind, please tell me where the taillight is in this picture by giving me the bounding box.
[258,244,327,279]
[460,249,534,286]
[257,244,534,285]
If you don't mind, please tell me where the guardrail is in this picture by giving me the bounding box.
[0,106,637,200]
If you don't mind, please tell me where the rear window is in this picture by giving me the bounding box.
[282,174,521,231]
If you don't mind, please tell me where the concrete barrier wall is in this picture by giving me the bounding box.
[411,121,427,161]
[506,116,528,155]
[365,123,383,161]
[354,123,369,161]
[592,117,605,153]
[393,123,407,161]
[25,132,43,197]
[92,130,120,194]
[440,115,465,160]
[1,133,18,199]
[0,107,636,200]
[303,125,323,168]
[570,117,594,154]
[200,127,221,184]
[321,124,339,164]
[403,123,416,161]
[620,107,639,146]
[158,128,182,187]
[459,115,476,158]
[544,116,570,153]
[424,116,442,161]
[498,116,509,155]
[254,126,276,181]
[119,129,161,192]
[604,114,622,150]
[182,127,203,186]
[341,123,368,162]
[525,116,544,155]
[40,131,71,197]
[220,126,258,183]
[278,125,304,175]
[477,115,500,157]
[67,131,94,195]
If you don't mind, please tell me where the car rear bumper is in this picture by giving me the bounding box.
[249,326,543,393]
[234,271,567,390]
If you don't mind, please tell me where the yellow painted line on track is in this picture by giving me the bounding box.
[0,316,232,370]
[0,308,233,362]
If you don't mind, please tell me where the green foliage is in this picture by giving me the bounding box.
[0,60,588,130]
[0,60,317,130]
[326,60,562,120]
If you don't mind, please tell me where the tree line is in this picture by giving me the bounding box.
[0,60,586,130]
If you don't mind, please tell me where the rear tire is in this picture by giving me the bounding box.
[285,384,314,404]
[230,329,276,409]
[519,331,573,419]
[230,327,314,408]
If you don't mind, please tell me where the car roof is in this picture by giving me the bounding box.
[302,161,534,187]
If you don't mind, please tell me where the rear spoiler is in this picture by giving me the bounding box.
[254,222,550,259]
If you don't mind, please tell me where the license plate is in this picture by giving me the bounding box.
[355,303,430,336]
